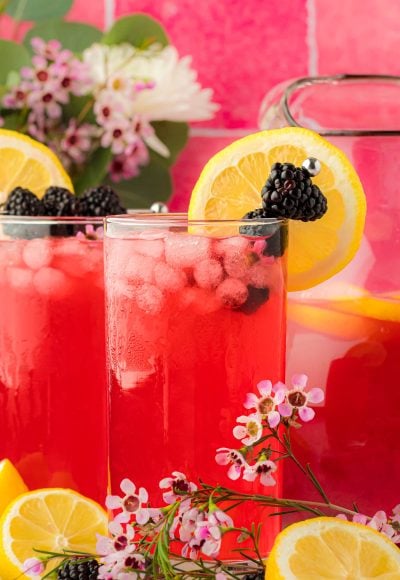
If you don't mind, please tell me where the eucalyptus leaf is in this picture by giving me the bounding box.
[151,121,189,167]
[24,20,102,53]
[6,0,73,21]
[0,110,24,130]
[73,147,112,195]
[109,156,172,209]
[0,40,30,84]
[102,14,169,48]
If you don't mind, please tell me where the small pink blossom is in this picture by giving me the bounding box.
[243,458,277,487]
[244,379,286,428]
[215,447,247,480]
[109,140,149,182]
[233,414,263,446]
[30,37,62,61]
[76,224,104,241]
[278,374,324,422]
[337,507,400,544]
[179,507,205,543]
[194,519,222,558]
[159,471,197,504]
[60,120,95,164]
[106,478,150,525]
[23,557,45,577]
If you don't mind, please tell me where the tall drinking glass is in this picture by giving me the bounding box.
[260,74,400,515]
[0,216,108,503]
[105,213,287,558]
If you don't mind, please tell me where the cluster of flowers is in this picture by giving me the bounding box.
[22,375,400,578]
[3,38,217,181]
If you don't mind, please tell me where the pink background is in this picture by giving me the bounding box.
[1,0,399,208]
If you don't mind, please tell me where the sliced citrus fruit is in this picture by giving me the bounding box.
[266,517,400,579]
[0,459,28,516]
[330,294,400,323]
[0,129,73,203]
[0,488,107,578]
[188,127,366,291]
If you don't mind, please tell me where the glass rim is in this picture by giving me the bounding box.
[0,214,104,225]
[105,212,286,227]
[282,74,400,136]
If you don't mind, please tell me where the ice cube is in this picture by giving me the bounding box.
[178,286,221,314]
[7,267,33,293]
[246,260,278,289]
[215,236,250,258]
[193,258,224,290]
[0,241,24,267]
[135,283,165,315]
[216,278,248,309]
[165,233,211,268]
[223,252,253,280]
[22,238,53,270]
[33,267,73,299]
[131,238,164,259]
[54,239,102,277]
[154,262,187,292]
[124,255,156,285]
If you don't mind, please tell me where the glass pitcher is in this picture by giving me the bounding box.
[260,75,400,517]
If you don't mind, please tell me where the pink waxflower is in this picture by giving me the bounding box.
[109,140,149,182]
[106,478,150,525]
[278,374,324,422]
[233,414,263,446]
[159,471,197,504]
[30,37,62,61]
[26,80,67,119]
[76,224,104,241]
[60,120,95,164]
[3,83,29,108]
[23,557,45,577]
[370,510,400,543]
[244,379,286,428]
[179,506,205,543]
[215,447,247,480]
[194,519,222,558]
[243,458,277,487]
[97,521,135,556]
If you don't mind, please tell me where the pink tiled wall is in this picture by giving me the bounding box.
[2,0,400,207]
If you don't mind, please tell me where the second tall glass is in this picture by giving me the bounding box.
[105,214,287,559]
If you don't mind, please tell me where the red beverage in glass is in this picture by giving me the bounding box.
[105,214,287,558]
[0,217,108,503]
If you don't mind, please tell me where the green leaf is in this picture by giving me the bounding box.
[62,95,96,125]
[6,0,73,21]
[73,148,112,195]
[109,156,172,209]
[102,14,169,48]
[0,110,24,130]
[24,20,102,53]
[151,121,189,167]
[0,40,30,84]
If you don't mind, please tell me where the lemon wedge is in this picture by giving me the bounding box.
[266,517,400,579]
[188,127,366,291]
[0,459,28,516]
[0,488,107,578]
[0,129,73,203]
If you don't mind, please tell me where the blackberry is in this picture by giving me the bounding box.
[263,223,288,258]
[57,557,99,580]
[261,162,327,221]
[239,286,270,315]
[243,572,264,580]
[77,185,127,217]
[42,186,77,216]
[240,208,275,237]
[3,187,42,216]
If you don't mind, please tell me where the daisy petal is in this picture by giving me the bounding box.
[308,387,325,404]
[120,478,136,495]
[291,373,308,389]
[278,402,292,417]
[299,406,315,422]
[257,380,272,396]
[267,410,281,429]
[105,495,122,509]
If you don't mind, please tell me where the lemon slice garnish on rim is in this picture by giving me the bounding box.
[265,517,400,579]
[188,127,366,291]
[0,129,73,204]
[0,488,107,578]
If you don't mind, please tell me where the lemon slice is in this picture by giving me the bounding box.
[0,488,107,578]
[331,294,400,323]
[0,459,28,516]
[0,129,73,203]
[188,127,366,291]
[266,517,400,579]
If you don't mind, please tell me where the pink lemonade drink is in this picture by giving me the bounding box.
[105,214,287,559]
[0,217,108,503]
